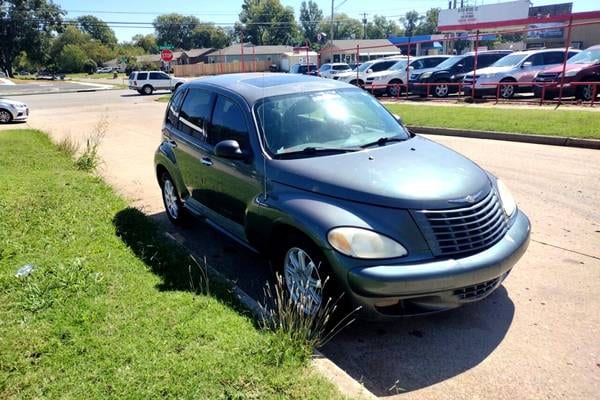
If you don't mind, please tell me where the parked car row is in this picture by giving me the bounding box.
[308,45,600,101]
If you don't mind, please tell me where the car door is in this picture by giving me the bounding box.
[516,53,544,83]
[453,56,473,81]
[201,95,261,225]
[168,88,216,208]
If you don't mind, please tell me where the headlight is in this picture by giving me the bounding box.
[496,179,517,217]
[373,76,387,81]
[562,69,579,78]
[420,72,432,79]
[327,227,407,259]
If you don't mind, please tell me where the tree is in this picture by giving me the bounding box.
[56,44,87,72]
[319,13,362,41]
[400,10,423,37]
[299,1,322,43]
[153,13,200,49]
[414,8,440,35]
[366,15,403,39]
[77,15,117,47]
[238,0,298,45]
[0,0,64,76]
[132,34,158,54]
[191,24,230,49]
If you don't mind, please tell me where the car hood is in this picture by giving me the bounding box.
[336,71,355,78]
[368,70,398,79]
[268,135,492,209]
[0,99,26,107]
[472,66,514,75]
[542,62,597,73]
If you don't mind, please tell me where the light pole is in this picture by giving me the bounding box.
[330,0,334,42]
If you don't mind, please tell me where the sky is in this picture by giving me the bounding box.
[53,0,599,42]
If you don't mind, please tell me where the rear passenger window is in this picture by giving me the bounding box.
[426,58,443,68]
[210,97,248,149]
[137,72,148,80]
[150,72,169,79]
[543,52,566,65]
[178,89,214,141]
[476,55,497,68]
[167,88,186,126]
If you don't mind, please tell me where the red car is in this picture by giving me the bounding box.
[533,45,600,100]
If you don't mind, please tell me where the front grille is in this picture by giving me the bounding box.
[412,189,508,257]
[366,77,374,82]
[535,72,559,82]
[454,277,500,301]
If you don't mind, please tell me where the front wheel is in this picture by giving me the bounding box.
[387,80,404,97]
[499,80,517,99]
[433,81,450,97]
[0,109,12,124]
[576,83,598,101]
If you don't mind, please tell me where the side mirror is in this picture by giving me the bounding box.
[366,69,373,74]
[393,114,403,125]
[522,61,533,68]
[214,140,245,160]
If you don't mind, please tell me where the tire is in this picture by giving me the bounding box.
[276,233,343,316]
[142,85,153,95]
[160,171,189,225]
[576,81,598,101]
[349,79,363,87]
[386,79,404,97]
[499,79,517,99]
[0,109,12,124]
[432,80,450,98]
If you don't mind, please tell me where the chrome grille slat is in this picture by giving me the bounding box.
[412,189,508,257]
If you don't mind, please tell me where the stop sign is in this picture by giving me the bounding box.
[161,49,174,62]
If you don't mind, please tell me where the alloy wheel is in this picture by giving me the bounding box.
[283,247,322,315]
[163,179,179,219]
[582,85,593,101]
[0,110,11,123]
[501,84,515,98]
[435,84,449,97]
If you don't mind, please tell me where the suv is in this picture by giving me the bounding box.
[155,73,530,318]
[318,63,352,79]
[336,58,401,86]
[533,45,600,100]
[365,55,451,96]
[289,64,318,76]
[463,48,580,98]
[128,71,185,95]
[410,50,512,97]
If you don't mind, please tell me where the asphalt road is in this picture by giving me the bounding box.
[1,90,598,399]
[0,80,115,96]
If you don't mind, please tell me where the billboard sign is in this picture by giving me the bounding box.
[527,23,565,39]
[438,0,530,30]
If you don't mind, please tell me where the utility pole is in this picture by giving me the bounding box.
[362,13,368,39]
[330,0,334,43]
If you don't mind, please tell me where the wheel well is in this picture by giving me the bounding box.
[500,77,516,82]
[267,223,317,261]
[389,78,403,84]
[156,164,168,185]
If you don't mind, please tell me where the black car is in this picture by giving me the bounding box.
[289,63,318,76]
[155,73,530,318]
[410,50,512,97]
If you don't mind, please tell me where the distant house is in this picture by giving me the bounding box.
[319,39,401,64]
[206,43,293,64]
[179,48,214,65]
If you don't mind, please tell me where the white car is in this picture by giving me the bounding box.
[318,63,352,79]
[128,71,185,95]
[364,55,451,96]
[336,59,401,86]
[0,98,29,123]
[96,67,113,73]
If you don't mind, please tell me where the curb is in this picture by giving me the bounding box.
[409,126,600,150]
[163,230,376,400]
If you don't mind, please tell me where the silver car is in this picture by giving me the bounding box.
[463,48,581,98]
[0,98,29,123]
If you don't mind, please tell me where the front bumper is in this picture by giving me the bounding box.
[345,210,530,317]
[12,107,29,121]
[533,83,576,98]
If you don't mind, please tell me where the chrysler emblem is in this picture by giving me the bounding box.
[449,191,482,204]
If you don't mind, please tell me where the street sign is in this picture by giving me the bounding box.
[159,44,174,50]
[161,49,174,62]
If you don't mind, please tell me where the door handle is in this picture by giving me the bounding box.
[201,157,213,166]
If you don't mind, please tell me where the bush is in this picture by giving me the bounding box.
[56,44,87,73]
[83,59,97,74]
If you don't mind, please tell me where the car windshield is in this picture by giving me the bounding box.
[492,53,528,67]
[255,89,410,157]
[391,60,409,70]
[434,55,463,69]
[568,48,600,64]
[357,62,374,72]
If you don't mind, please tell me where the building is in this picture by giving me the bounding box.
[179,48,214,65]
[318,39,401,64]
[206,43,293,64]
[387,35,445,56]
[279,49,319,72]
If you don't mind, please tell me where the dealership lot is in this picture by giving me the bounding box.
[1,89,598,399]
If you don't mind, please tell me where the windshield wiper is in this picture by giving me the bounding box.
[360,136,407,148]
[275,146,360,159]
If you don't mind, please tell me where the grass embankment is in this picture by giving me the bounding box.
[156,94,172,103]
[66,72,128,80]
[385,103,600,139]
[0,130,342,399]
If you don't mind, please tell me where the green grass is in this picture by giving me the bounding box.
[156,94,172,103]
[0,130,343,399]
[67,72,128,80]
[385,103,600,139]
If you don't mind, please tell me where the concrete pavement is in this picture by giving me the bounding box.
[1,90,598,399]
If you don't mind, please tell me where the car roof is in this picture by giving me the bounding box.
[586,44,600,50]
[461,50,512,56]
[323,62,350,66]
[506,48,581,56]
[185,73,353,105]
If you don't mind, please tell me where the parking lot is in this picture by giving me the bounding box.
[1,89,598,399]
